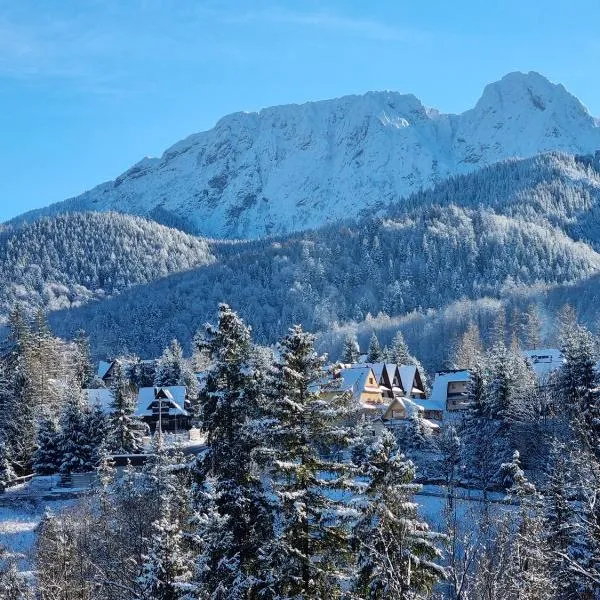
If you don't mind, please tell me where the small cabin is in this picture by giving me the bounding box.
[135,386,191,433]
[97,360,117,388]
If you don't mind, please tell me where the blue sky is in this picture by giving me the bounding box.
[1,0,599,221]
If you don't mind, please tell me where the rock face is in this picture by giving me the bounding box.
[15,71,600,239]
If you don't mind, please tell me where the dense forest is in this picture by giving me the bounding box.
[0,212,214,317]
[1,304,600,598]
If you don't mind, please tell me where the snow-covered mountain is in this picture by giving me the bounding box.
[12,72,600,239]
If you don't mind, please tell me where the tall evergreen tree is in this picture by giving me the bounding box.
[367,332,384,363]
[190,304,272,598]
[108,361,144,453]
[59,394,95,474]
[353,427,445,599]
[341,331,360,363]
[263,324,359,598]
[73,329,95,388]
[33,419,62,475]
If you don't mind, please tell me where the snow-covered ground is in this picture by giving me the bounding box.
[0,497,73,570]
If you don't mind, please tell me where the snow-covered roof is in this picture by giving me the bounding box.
[521,348,564,379]
[135,386,188,417]
[337,366,382,406]
[398,365,425,394]
[97,360,114,380]
[425,370,471,412]
[84,388,114,413]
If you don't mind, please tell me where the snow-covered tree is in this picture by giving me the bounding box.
[33,419,62,475]
[155,339,184,387]
[263,324,360,598]
[0,439,16,491]
[367,332,384,363]
[73,329,95,388]
[353,427,445,598]
[108,361,144,453]
[452,322,483,370]
[341,331,360,363]
[59,394,95,474]
[190,304,272,597]
[137,505,191,600]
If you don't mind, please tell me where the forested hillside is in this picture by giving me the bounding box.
[0,212,214,318]
[44,153,600,360]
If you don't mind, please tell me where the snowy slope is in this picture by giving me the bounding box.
[12,72,600,239]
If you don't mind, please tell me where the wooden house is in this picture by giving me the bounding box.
[97,360,117,388]
[333,366,384,410]
[428,370,471,413]
[398,365,427,400]
[135,386,192,433]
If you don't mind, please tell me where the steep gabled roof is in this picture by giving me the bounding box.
[97,360,114,380]
[135,386,188,417]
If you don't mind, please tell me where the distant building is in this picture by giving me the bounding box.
[97,360,117,388]
[398,364,427,400]
[428,370,471,413]
[521,348,564,382]
[135,386,192,433]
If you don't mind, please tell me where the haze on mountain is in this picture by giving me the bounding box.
[11,71,600,239]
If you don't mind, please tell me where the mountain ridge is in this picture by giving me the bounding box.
[10,71,600,239]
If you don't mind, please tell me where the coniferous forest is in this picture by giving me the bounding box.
[0,301,599,598]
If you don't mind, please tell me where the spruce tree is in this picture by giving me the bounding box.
[109,361,144,453]
[353,427,445,599]
[190,304,272,597]
[264,324,359,598]
[59,394,95,474]
[154,339,185,387]
[33,419,62,475]
[137,504,191,599]
[389,330,412,365]
[0,438,16,491]
[500,451,553,599]
[73,329,95,388]
[341,331,360,363]
[367,332,384,363]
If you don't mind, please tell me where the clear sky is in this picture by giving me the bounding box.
[1,0,599,221]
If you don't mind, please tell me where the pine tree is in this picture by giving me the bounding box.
[108,361,144,453]
[2,308,37,474]
[367,332,384,363]
[190,304,273,597]
[73,329,94,388]
[341,331,360,363]
[154,339,185,387]
[0,438,16,491]
[137,504,191,600]
[353,427,445,599]
[33,419,62,475]
[544,442,581,599]
[490,305,507,347]
[263,324,359,598]
[59,394,95,474]
[499,451,553,599]
[389,330,412,365]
